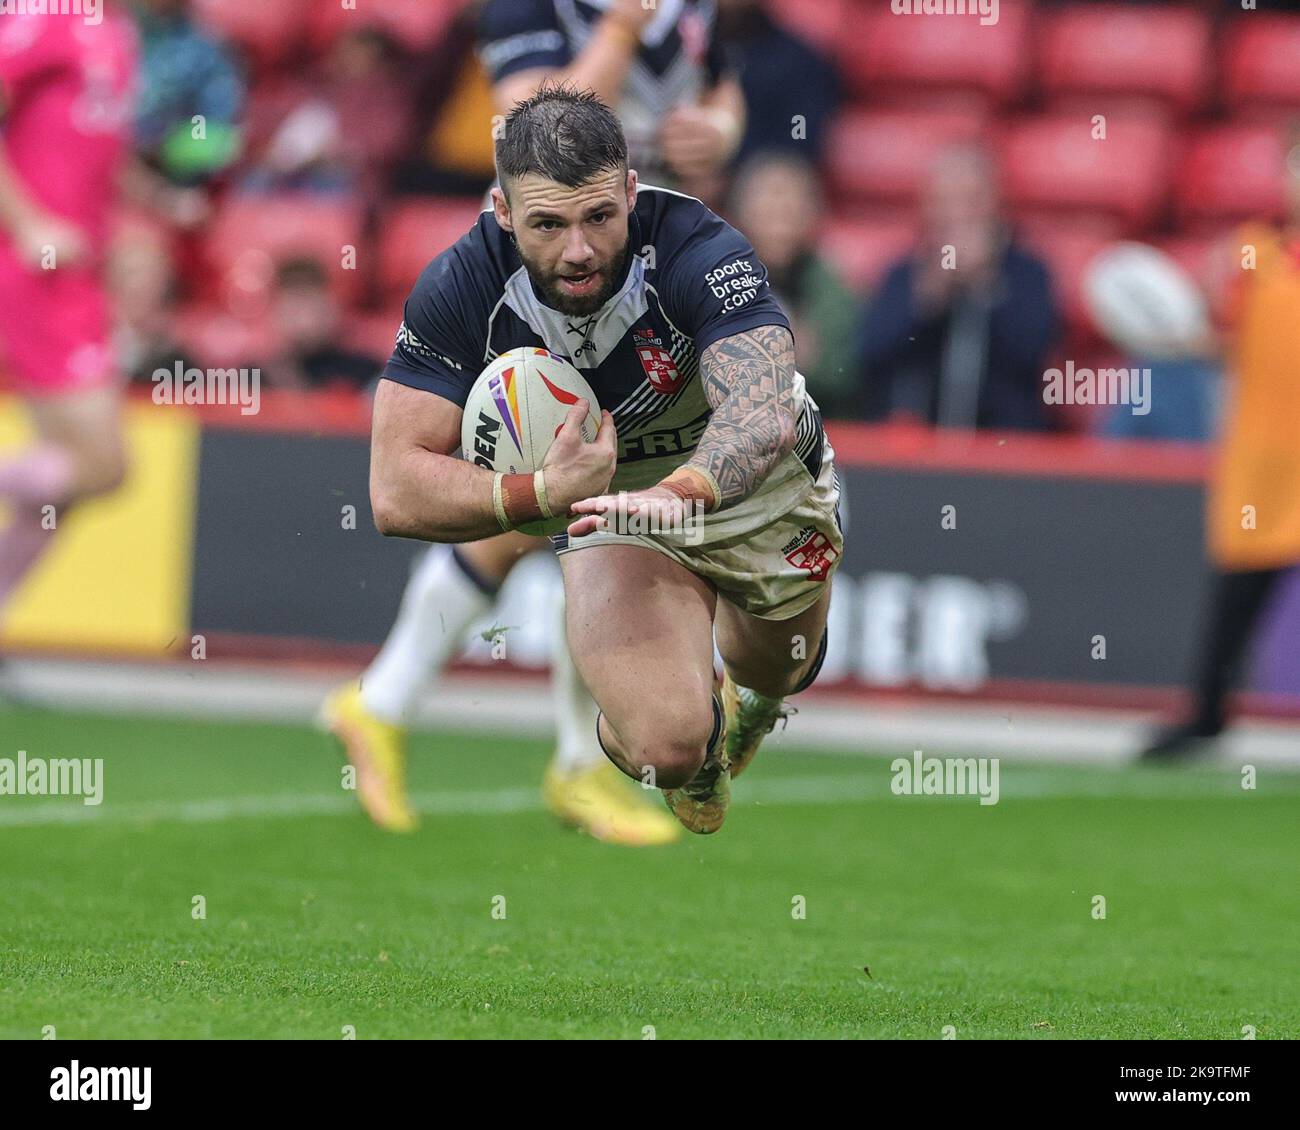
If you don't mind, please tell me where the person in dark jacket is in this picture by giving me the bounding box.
[860,143,1060,430]
[716,0,840,165]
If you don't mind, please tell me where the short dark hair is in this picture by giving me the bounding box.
[495,82,628,195]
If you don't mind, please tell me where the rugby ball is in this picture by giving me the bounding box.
[1082,242,1210,359]
[460,347,601,536]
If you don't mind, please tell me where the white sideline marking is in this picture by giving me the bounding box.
[0,769,1286,829]
[7,656,1300,766]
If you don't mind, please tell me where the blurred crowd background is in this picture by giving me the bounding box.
[92,0,1300,440]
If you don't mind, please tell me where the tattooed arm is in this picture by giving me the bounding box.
[684,324,799,509]
[566,324,800,537]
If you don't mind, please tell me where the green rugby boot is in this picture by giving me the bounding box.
[722,669,797,780]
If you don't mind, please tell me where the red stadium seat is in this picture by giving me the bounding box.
[1223,16,1300,114]
[191,0,314,66]
[818,214,918,294]
[826,108,989,208]
[206,194,368,314]
[839,4,1030,105]
[1035,95,1176,142]
[309,0,462,55]
[1000,114,1172,231]
[1157,233,1223,289]
[1038,4,1210,114]
[1176,125,1287,227]
[379,197,488,303]
[767,0,848,54]
[346,312,402,364]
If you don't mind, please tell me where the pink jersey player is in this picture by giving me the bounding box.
[0,8,138,618]
[0,7,137,396]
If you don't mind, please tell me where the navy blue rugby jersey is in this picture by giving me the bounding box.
[381,185,829,542]
[477,0,726,184]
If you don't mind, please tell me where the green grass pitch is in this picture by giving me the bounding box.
[2,704,1297,1039]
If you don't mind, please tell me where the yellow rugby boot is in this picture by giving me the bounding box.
[661,686,731,834]
[722,669,797,779]
[319,682,418,833]
[544,760,681,846]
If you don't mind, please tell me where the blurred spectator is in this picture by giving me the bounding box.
[728,153,860,417]
[108,214,187,383]
[241,28,414,198]
[476,0,745,203]
[716,0,840,165]
[265,257,381,391]
[1141,123,1300,758]
[126,0,245,228]
[396,5,499,196]
[0,4,138,620]
[860,143,1060,430]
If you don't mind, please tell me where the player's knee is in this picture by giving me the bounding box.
[789,627,830,695]
[730,626,829,699]
[73,438,128,499]
[723,656,796,699]
[774,664,813,697]
[97,447,127,496]
[629,712,714,789]
[643,738,706,789]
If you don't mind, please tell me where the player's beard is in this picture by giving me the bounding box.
[527,240,630,317]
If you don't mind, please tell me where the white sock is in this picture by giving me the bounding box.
[549,589,602,772]
[360,544,496,724]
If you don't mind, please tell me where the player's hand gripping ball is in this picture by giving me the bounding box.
[461,347,607,536]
